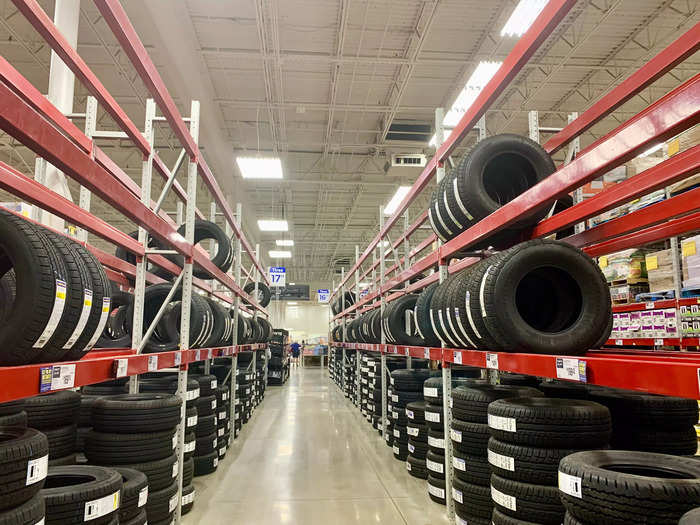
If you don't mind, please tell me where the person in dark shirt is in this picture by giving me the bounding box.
[290,341,301,367]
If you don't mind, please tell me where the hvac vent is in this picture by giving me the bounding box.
[391,154,427,167]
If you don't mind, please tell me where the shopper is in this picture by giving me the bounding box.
[290,341,301,367]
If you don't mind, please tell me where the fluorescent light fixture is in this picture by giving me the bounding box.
[384,186,411,215]
[258,220,288,231]
[269,250,292,258]
[276,239,294,246]
[236,157,283,179]
[501,0,548,37]
[639,143,664,157]
[376,241,389,248]
[288,302,298,305]
[289,282,295,285]
[359,282,369,287]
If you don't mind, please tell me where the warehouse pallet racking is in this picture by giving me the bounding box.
[0,0,273,522]
[328,1,700,522]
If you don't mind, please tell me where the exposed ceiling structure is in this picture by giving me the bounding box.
[0,0,698,289]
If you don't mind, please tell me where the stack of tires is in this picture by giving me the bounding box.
[254,353,266,406]
[77,379,130,462]
[331,291,355,316]
[191,374,219,478]
[237,354,254,425]
[558,450,700,524]
[26,391,81,466]
[587,389,699,455]
[268,341,288,385]
[421,239,612,356]
[0,426,48,525]
[487,397,612,525]
[97,291,133,348]
[42,466,123,525]
[216,384,232,461]
[85,393,183,525]
[343,352,356,400]
[449,385,543,523]
[358,353,374,423]
[0,210,113,366]
[387,370,432,465]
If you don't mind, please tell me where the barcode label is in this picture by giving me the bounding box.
[138,487,148,507]
[452,457,466,471]
[428,484,445,499]
[488,414,516,432]
[84,491,119,521]
[426,459,443,474]
[558,471,583,498]
[450,429,462,442]
[491,486,516,511]
[425,411,441,423]
[428,435,444,449]
[488,449,515,471]
[26,455,48,485]
[452,487,463,504]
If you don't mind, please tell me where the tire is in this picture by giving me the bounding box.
[84,429,176,464]
[41,465,122,525]
[183,457,194,487]
[390,369,437,392]
[405,401,427,424]
[452,449,491,486]
[168,220,232,278]
[43,425,77,459]
[498,373,540,387]
[613,427,698,456]
[181,484,195,515]
[120,510,147,525]
[196,395,217,417]
[196,414,217,437]
[456,510,491,525]
[91,394,182,433]
[491,473,564,525]
[423,375,484,403]
[492,508,548,525]
[427,475,446,505]
[451,385,543,423]
[191,374,218,397]
[0,210,68,365]
[0,411,27,428]
[450,419,490,456]
[0,399,24,417]
[428,428,445,455]
[406,422,428,441]
[424,403,443,430]
[48,454,77,467]
[25,391,81,430]
[586,390,699,429]
[138,377,200,408]
[110,467,148,522]
[96,291,133,349]
[193,451,218,476]
[452,477,492,519]
[195,433,218,456]
[538,380,591,399]
[0,428,49,510]
[454,259,503,350]
[487,397,611,448]
[96,454,177,492]
[426,450,445,479]
[407,439,428,459]
[406,455,428,479]
[482,239,612,355]
[0,494,44,525]
[243,282,271,307]
[144,481,178,523]
[559,450,700,525]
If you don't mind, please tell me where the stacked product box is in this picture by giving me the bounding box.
[680,303,700,336]
[612,308,678,340]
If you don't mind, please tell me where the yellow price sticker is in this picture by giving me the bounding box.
[598,256,608,268]
[645,255,658,270]
[682,241,697,257]
[667,138,680,157]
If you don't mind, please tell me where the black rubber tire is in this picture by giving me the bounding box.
[43,425,76,459]
[407,439,428,459]
[387,294,424,346]
[586,390,699,429]
[450,419,490,456]
[406,455,428,479]
[559,450,700,525]
[0,400,24,417]
[48,454,77,467]
[168,220,232,279]
[424,403,443,430]
[406,422,428,441]
[492,508,547,525]
[487,437,588,485]
[455,258,503,350]
[42,465,122,525]
[613,427,699,456]
[81,383,129,396]
[111,467,148,522]
[0,211,73,365]
[423,375,484,403]
[183,457,194,487]
[428,428,445,455]
[452,448,491,486]
[138,377,200,408]
[491,473,564,525]
[538,380,591,399]
[96,291,133,349]
[451,385,543,423]
[405,401,427,424]
[181,484,195,515]
[193,451,218,476]
[95,454,177,492]
[426,450,445,479]
[196,395,217,417]
[0,411,27,428]
[243,281,271,307]
[427,475,446,505]
[0,428,49,511]
[482,239,612,355]
[31,231,91,362]
[414,283,441,347]
[195,432,218,456]
[196,414,217,437]
[84,429,175,464]
[390,369,437,392]
[144,481,177,523]
[0,493,44,525]
[456,510,491,525]
[498,373,540,387]
[91,394,182,433]
[191,374,219,397]
[452,477,493,518]
[25,391,81,430]
[120,509,147,525]
[487,397,611,448]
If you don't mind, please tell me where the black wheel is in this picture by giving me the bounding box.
[0,428,49,511]
[243,282,271,307]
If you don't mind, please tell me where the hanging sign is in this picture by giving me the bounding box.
[268,267,286,287]
[317,289,330,303]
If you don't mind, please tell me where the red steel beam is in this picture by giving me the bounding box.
[332,0,577,298]
[440,73,700,260]
[532,145,700,237]
[544,21,700,154]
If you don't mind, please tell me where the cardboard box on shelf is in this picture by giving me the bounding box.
[600,249,648,283]
[610,283,649,304]
[682,235,700,287]
[646,250,675,292]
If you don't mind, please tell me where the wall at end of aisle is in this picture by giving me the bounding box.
[269,301,331,342]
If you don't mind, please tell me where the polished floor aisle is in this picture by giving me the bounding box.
[186,366,451,524]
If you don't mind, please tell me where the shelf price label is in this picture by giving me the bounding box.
[645,302,655,310]
[114,359,129,378]
[453,351,463,364]
[424,348,430,359]
[555,358,587,382]
[39,364,76,392]
[147,355,158,371]
[173,353,182,366]
[404,347,410,357]
[615,339,623,345]
[654,339,664,346]
[486,353,499,370]
[207,349,213,359]
[195,350,201,361]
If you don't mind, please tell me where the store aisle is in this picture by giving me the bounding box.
[186,366,451,525]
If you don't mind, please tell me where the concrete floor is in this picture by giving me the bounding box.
[186,366,451,525]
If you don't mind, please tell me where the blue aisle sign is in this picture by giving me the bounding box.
[317,289,330,303]
[268,266,286,287]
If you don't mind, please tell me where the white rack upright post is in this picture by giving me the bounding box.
[379,206,387,438]
[230,203,242,438]
[77,95,97,243]
[355,245,361,406]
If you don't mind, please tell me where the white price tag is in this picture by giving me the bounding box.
[168,495,178,512]
[393,429,401,438]
[138,487,148,507]
[393,445,400,454]
[84,491,120,521]
[491,487,516,511]
[148,355,158,371]
[555,358,587,382]
[195,350,201,361]
[450,429,462,443]
[187,415,198,427]
[174,353,182,366]
[428,484,445,499]
[40,364,76,392]
[172,434,177,449]
[184,440,195,453]
[26,455,48,485]
[407,426,419,437]
[428,435,445,449]
[408,443,415,453]
[405,409,414,419]
[452,487,463,504]
[391,394,399,402]
[115,359,128,378]
[453,351,462,364]
[654,338,664,346]
[424,387,438,398]
[645,301,655,309]
[424,348,430,359]
[486,353,499,369]
[488,449,515,471]
[426,459,443,474]
[452,457,466,471]
[425,411,441,423]
[172,460,179,478]
[558,471,583,498]
[406,461,412,471]
[615,339,623,345]
[213,457,218,467]
[211,379,218,389]
[488,414,517,432]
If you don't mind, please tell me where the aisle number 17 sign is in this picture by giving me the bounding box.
[268,266,286,287]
